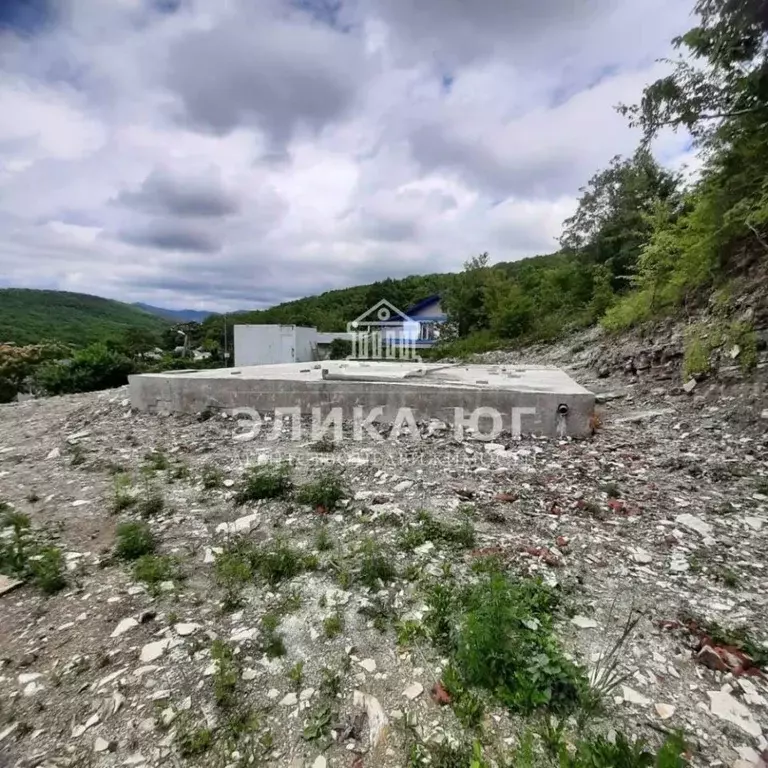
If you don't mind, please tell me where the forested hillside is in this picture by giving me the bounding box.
[431,0,768,354]
[0,289,169,347]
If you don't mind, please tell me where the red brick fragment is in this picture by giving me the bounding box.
[431,682,452,706]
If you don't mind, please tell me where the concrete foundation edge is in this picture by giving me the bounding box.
[128,374,595,438]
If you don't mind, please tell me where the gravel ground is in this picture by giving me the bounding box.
[1,344,767,768]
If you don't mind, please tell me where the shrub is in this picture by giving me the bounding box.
[683,326,711,380]
[201,463,224,490]
[214,548,253,610]
[399,510,475,551]
[423,570,589,717]
[234,462,293,505]
[137,486,165,518]
[30,546,67,594]
[727,320,758,373]
[323,613,344,639]
[133,554,181,592]
[111,474,135,513]
[296,469,348,512]
[0,342,66,403]
[357,538,397,589]
[211,639,239,709]
[0,508,32,576]
[115,521,155,560]
[176,725,213,758]
[327,338,352,360]
[600,290,654,333]
[35,343,136,396]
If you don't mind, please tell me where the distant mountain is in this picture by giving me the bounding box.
[0,289,170,346]
[133,303,216,323]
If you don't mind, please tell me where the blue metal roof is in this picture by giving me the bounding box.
[404,294,442,316]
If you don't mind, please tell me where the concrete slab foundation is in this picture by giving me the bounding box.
[128,361,595,437]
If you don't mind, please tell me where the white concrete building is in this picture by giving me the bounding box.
[233,324,353,367]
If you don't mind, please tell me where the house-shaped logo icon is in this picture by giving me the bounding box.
[347,300,421,361]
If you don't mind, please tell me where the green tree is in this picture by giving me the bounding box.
[619,0,768,145]
[442,253,492,337]
[560,150,681,289]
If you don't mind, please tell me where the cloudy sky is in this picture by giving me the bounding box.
[0,0,695,312]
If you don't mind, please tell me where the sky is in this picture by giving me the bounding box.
[0,0,696,312]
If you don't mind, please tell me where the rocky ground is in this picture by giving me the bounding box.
[1,327,768,768]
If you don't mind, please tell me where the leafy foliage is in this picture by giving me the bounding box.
[35,344,137,396]
[423,570,589,716]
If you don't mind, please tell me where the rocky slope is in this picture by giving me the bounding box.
[0,319,767,768]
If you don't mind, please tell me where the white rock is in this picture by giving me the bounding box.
[403,682,424,700]
[708,690,762,737]
[654,703,675,720]
[669,553,689,573]
[300,688,315,701]
[216,513,259,535]
[324,588,350,607]
[111,617,139,638]
[0,723,19,743]
[230,628,256,643]
[744,517,764,532]
[174,622,200,637]
[483,442,506,453]
[414,541,435,556]
[622,686,651,707]
[675,513,713,537]
[683,378,697,393]
[159,707,176,727]
[22,681,44,696]
[761,409,768,420]
[312,758,327,768]
[85,713,101,729]
[394,480,413,492]
[571,615,598,629]
[72,499,90,507]
[46,447,60,460]
[353,690,389,751]
[279,692,298,707]
[93,737,112,753]
[359,658,377,673]
[631,549,653,564]
[242,668,258,681]
[139,638,171,663]
[17,673,42,685]
[267,688,280,699]
[736,746,760,763]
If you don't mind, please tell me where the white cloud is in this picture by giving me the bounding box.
[0,0,695,311]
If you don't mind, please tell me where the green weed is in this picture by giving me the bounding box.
[357,538,397,589]
[234,462,293,505]
[201,463,224,490]
[323,613,344,639]
[30,546,66,594]
[296,468,348,512]
[399,510,476,551]
[211,639,239,709]
[115,521,155,560]
[133,554,181,593]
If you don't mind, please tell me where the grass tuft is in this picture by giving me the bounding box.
[296,468,348,512]
[115,521,155,560]
[235,462,293,505]
[399,510,476,551]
